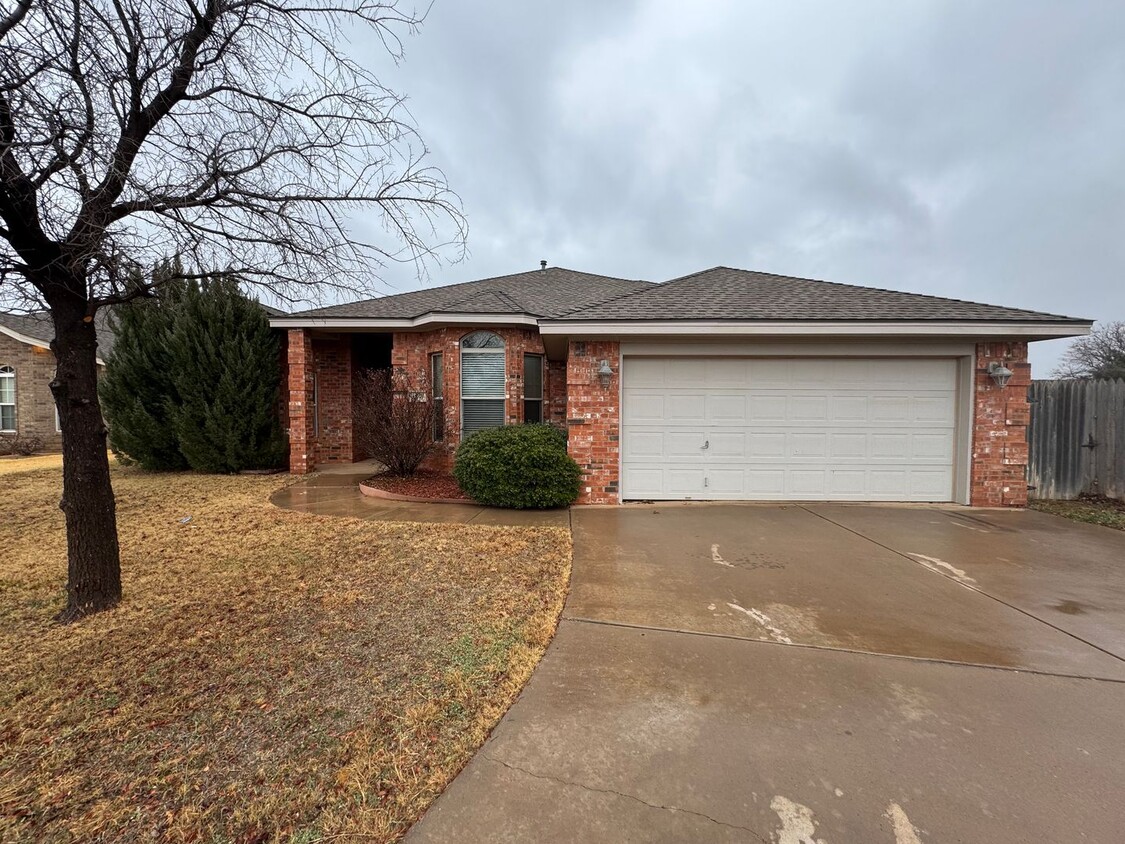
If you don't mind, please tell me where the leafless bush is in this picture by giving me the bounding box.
[353,368,436,476]
[0,433,44,456]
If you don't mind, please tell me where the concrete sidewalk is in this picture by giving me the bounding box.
[269,469,570,528]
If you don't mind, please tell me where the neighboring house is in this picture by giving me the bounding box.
[0,310,115,450]
[270,265,1091,507]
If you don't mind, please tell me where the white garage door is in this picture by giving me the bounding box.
[621,357,959,501]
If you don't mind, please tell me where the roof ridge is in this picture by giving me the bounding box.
[285,266,648,317]
[706,267,1081,322]
[554,276,661,318]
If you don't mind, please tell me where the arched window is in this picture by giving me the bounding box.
[0,366,15,432]
[460,331,505,435]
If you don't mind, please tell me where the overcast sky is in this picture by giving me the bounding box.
[353,0,1124,374]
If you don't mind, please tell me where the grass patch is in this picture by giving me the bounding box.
[1030,497,1125,531]
[0,466,571,842]
[0,453,63,475]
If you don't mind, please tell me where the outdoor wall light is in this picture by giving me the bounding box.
[597,359,614,388]
[987,361,1014,388]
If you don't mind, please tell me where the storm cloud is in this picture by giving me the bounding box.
[352,0,1125,373]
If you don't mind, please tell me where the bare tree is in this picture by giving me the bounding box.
[1053,321,1125,380]
[0,0,465,620]
[352,367,436,476]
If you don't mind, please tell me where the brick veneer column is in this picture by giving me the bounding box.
[312,337,354,464]
[567,340,620,504]
[971,341,1031,507]
[287,329,315,474]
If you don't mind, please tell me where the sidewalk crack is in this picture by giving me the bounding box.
[479,752,768,841]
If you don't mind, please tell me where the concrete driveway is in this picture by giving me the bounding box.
[407,504,1125,843]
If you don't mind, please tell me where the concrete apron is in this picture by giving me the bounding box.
[407,503,1125,843]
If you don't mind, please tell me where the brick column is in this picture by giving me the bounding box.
[566,340,621,504]
[971,341,1030,507]
[287,329,315,474]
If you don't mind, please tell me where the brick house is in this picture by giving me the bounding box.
[0,311,115,451]
[270,265,1091,506]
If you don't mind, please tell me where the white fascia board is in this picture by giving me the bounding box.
[269,312,540,330]
[537,320,1091,339]
[0,324,51,350]
[0,324,106,366]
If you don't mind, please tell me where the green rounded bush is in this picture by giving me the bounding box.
[454,424,581,509]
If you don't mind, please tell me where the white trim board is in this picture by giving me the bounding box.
[620,340,977,357]
[0,325,106,366]
[542,320,1089,339]
[269,312,540,330]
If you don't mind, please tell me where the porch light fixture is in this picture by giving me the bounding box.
[597,359,614,388]
[987,361,1013,388]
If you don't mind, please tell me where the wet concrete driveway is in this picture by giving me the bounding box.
[408,504,1125,843]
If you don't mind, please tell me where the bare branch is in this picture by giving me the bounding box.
[0,0,466,311]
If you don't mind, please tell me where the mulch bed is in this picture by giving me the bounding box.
[363,471,472,501]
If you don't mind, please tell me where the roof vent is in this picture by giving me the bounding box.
[540,260,547,271]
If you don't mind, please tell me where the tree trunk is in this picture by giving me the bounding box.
[50,300,121,621]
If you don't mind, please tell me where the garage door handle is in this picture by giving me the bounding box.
[701,440,709,450]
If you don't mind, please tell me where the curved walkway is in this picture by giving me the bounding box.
[269,468,570,528]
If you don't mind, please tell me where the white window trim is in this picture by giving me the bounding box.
[523,353,544,424]
[0,366,15,433]
[460,339,506,436]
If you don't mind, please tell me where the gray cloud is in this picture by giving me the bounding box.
[350,0,1125,373]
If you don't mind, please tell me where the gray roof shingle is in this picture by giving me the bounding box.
[555,267,1088,323]
[287,268,654,320]
[0,310,117,358]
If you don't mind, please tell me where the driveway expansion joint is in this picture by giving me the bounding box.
[561,617,1125,684]
[799,505,1125,667]
[479,752,769,842]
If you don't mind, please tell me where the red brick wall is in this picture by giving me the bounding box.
[971,341,1031,507]
[286,330,355,471]
[566,340,620,504]
[286,329,315,474]
[392,327,556,472]
[312,337,353,465]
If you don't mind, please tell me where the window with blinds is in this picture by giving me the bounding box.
[461,332,505,435]
[430,353,444,441]
[524,354,543,424]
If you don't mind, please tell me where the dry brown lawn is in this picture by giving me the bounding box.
[0,453,64,475]
[0,466,571,843]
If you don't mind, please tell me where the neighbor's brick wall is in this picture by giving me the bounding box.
[971,341,1031,507]
[566,340,620,504]
[392,327,555,472]
[0,335,63,450]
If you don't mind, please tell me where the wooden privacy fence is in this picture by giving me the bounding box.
[1027,379,1125,500]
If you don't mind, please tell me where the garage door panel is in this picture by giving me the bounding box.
[790,432,828,458]
[747,469,786,495]
[665,394,707,423]
[789,469,828,495]
[748,432,787,458]
[829,433,868,459]
[621,356,959,502]
[789,395,829,421]
[624,430,665,459]
[829,469,867,495]
[912,433,955,461]
[748,395,788,421]
[625,393,666,423]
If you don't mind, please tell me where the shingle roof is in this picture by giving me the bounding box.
[287,268,654,320]
[555,267,1087,323]
[0,310,117,358]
